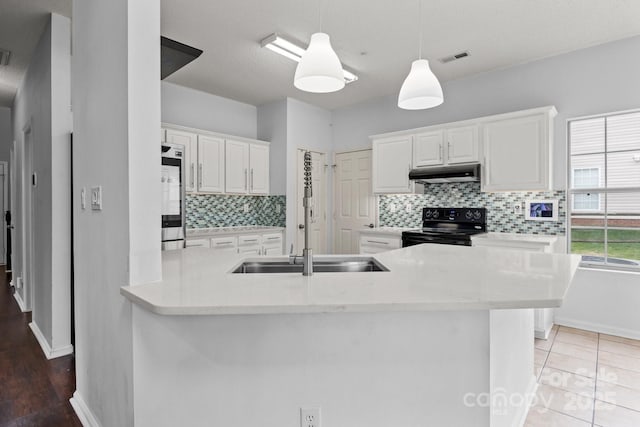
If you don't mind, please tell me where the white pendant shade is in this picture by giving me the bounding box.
[398,59,443,110]
[294,33,345,93]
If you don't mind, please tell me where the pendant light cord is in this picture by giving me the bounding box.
[418,0,423,59]
[318,0,323,33]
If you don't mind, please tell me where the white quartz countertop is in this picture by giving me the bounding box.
[359,227,415,236]
[471,232,559,244]
[186,226,285,237]
[121,244,581,316]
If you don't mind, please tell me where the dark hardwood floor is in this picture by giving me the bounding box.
[0,268,82,427]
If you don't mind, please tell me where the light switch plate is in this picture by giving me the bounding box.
[81,187,86,210]
[243,203,250,213]
[389,203,396,213]
[91,186,103,210]
[405,203,412,213]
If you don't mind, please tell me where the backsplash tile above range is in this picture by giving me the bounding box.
[186,194,286,229]
[379,183,566,235]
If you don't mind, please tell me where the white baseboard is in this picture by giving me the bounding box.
[12,291,29,312]
[555,317,640,341]
[70,391,102,427]
[28,322,74,360]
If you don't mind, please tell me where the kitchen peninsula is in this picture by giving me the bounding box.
[121,244,580,427]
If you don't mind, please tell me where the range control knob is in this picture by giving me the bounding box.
[432,210,440,219]
[424,210,432,218]
[473,210,482,220]
[465,210,473,219]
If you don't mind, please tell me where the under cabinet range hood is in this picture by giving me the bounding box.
[161,36,203,79]
[409,163,481,184]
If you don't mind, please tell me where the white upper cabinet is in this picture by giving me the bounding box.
[372,136,414,193]
[446,125,479,164]
[249,143,269,195]
[225,139,250,194]
[197,135,225,193]
[413,130,444,167]
[481,108,555,192]
[165,128,197,192]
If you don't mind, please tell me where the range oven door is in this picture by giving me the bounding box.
[161,144,185,242]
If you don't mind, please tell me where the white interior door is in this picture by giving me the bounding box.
[334,150,376,254]
[296,150,327,254]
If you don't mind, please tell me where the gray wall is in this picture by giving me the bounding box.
[162,81,257,139]
[72,0,161,424]
[11,14,72,352]
[332,35,640,190]
[257,99,287,195]
[0,107,12,163]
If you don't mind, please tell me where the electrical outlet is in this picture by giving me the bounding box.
[300,407,321,427]
[405,203,412,213]
[243,203,250,213]
[91,186,103,210]
[276,204,281,213]
[389,203,396,213]
[513,203,522,214]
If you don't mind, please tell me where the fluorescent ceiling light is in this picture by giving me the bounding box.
[261,33,358,84]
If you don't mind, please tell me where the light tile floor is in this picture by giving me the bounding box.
[525,325,640,427]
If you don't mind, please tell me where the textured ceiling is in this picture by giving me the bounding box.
[161,0,640,110]
[0,0,71,107]
[2,1,640,111]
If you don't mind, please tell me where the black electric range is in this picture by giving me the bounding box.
[401,207,487,247]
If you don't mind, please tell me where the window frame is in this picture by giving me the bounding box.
[567,109,640,272]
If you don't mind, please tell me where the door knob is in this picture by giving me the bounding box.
[298,224,305,229]
[365,223,374,228]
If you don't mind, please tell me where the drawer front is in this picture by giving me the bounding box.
[238,234,262,246]
[359,234,401,249]
[210,236,238,249]
[262,233,283,245]
[263,245,283,256]
[185,238,210,248]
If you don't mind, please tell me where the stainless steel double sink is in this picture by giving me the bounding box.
[231,256,389,274]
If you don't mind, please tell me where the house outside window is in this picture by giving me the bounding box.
[572,168,600,211]
[568,110,640,271]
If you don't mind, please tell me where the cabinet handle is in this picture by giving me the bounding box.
[448,141,451,157]
[266,237,280,240]
[407,163,411,189]
[244,168,248,191]
[367,240,389,245]
[250,168,254,191]
[190,163,194,188]
[439,144,443,161]
[483,156,489,184]
[216,241,233,245]
[244,239,258,242]
[198,164,203,188]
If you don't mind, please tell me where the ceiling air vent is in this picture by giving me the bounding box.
[0,48,11,66]
[439,51,470,64]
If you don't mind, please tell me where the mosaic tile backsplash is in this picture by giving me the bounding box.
[379,183,566,235]
[186,194,286,228]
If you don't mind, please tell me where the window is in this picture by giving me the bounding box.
[568,110,640,271]
[572,168,600,211]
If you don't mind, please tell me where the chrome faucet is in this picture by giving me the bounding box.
[288,151,313,275]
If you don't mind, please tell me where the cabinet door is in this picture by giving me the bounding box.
[166,129,197,192]
[446,125,479,164]
[413,130,444,167]
[482,114,551,191]
[249,144,269,195]
[185,238,210,248]
[263,245,283,256]
[225,140,249,194]
[198,135,225,193]
[372,136,414,193]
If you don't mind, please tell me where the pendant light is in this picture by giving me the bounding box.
[398,0,443,110]
[294,0,345,93]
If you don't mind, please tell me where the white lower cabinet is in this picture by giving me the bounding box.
[210,236,239,253]
[472,234,560,339]
[186,230,284,256]
[359,232,402,254]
